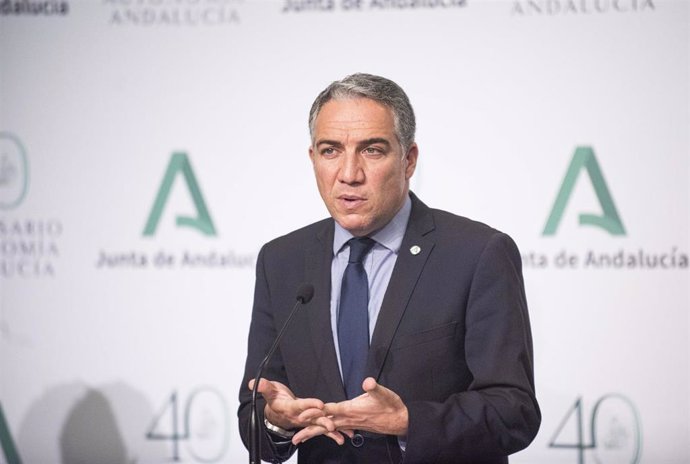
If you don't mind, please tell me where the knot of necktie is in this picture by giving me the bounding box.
[347,237,376,264]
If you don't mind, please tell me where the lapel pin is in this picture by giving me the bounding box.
[410,245,421,255]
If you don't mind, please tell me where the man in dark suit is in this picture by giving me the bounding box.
[238,73,540,463]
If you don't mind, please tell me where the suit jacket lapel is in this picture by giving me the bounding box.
[367,194,436,380]
[305,220,347,401]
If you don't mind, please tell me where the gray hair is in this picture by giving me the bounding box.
[308,73,416,153]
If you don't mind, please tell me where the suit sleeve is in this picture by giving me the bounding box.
[237,245,298,463]
[402,232,541,463]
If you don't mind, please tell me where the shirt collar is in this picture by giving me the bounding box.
[333,194,412,256]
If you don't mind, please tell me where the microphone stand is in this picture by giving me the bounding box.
[249,284,314,464]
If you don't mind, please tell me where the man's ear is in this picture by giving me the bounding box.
[404,143,418,180]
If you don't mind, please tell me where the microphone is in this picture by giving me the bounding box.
[249,283,315,464]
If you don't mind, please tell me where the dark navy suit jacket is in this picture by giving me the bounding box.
[238,193,540,463]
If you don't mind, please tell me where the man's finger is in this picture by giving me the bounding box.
[297,408,327,423]
[324,431,346,445]
[248,378,274,393]
[292,426,345,446]
[294,397,325,411]
[310,415,336,432]
[363,377,396,400]
[322,401,345,417]
[362,377,378,393]
[292,426,319,444]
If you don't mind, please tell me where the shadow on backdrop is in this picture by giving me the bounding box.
[16,382,164,464]
[60,389,128,464]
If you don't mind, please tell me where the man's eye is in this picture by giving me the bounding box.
[364,147,382,155]
[321,147,337,156]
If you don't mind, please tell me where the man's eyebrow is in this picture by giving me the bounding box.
[315,139,344,148]
[358,138,391,147]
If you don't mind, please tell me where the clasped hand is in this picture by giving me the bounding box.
[248,377,409,446]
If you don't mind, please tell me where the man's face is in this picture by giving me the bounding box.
[309,98,418,237]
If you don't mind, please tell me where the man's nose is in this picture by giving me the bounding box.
[338,152,364,184]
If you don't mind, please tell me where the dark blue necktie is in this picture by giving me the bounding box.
[338,237,376,399]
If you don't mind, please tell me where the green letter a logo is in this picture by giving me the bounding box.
[0,402,22,464]
[543,147,625,236]
[143,153,217,236]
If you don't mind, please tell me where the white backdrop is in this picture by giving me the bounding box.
[1,0,688,463]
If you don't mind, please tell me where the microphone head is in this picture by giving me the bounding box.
[296,283,314,304]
